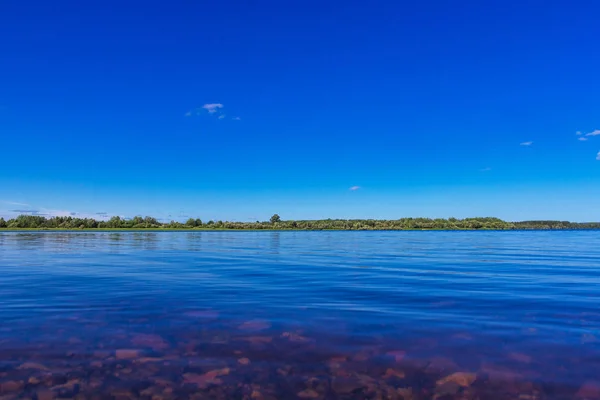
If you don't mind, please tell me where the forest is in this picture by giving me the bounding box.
[1,214,599,230]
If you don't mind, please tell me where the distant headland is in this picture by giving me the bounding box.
[0,214,598,230]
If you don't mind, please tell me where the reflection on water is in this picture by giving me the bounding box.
[270,231,280,255]
[0,231,599,399]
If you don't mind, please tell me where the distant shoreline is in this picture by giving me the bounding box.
[1,214,599,230]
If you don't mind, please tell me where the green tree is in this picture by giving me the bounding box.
[166,220,184,229]
[144,216,159,226]
[186,218,197,227]
[9,215,46,228]
[0,217,6,228]
[107,216,123,228]
[270,214,281,224]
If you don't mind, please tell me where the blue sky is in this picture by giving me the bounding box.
[0,0,599,222]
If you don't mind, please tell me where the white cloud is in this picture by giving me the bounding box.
[586,130,600,137]
[597,151,600,161]
[480,167,492,172]
[576,131,583,135]
[1,205,110,221]
[578,137,588,141]
[349,186,360,191]
[520,141,533,146]
[187,103,237,121]
[202,103,224,114]
[1,200,31,206]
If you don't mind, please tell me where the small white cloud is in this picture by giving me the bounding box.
[586,129,600,137]
[349,186,360,191]
[576,131,583,135]
[202,103,224,114]
[188,103,236,119]
[1,200,30,206]
[597,151,600,161]
[520,141,533,146]
[578,137,588,141]
[480,167,492,172]
[232,116,241,120]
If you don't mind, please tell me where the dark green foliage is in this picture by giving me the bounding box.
[1,215,599,230]
[145,216,160,226]
[8,215,47,228]
[186,218,197,227]
[164,220,185,229]
[185,218,203,227]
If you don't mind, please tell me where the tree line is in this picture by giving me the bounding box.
[0,214,599,230]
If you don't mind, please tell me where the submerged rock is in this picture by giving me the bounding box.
[434,381,461,399]
[131,334,169,350]
[115,349,140,359]
[297,388,320,398]
[332,377,365,394]
[384,368,406,379]
[238,320,272,332]
[35,389,54,400]
[0,380,24,393]
[436,372,477,388]
[183,367,230,389]
[17,362,49,371]
[281,332,312,343]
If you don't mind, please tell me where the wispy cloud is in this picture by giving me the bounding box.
[202,103,224,114]
[349,186,361,191]
[480,167,492,172]
[520,141,533,146]
[576,131,583,136]
[232,116,241,120]
[186,103,234,120]
[1,200,31,206]
[597,151,600,161]
[4,207,110,220]
[586,129,600,137]
[10,209,40,214]
[579,137,588,142]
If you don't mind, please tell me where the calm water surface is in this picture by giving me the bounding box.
[0,231,599,399]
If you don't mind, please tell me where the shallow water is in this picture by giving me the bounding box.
[0,231,599,399]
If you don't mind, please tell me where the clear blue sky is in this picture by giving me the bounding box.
[1,0,599,222]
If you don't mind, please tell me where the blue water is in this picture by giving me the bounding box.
[0,231,599,398]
